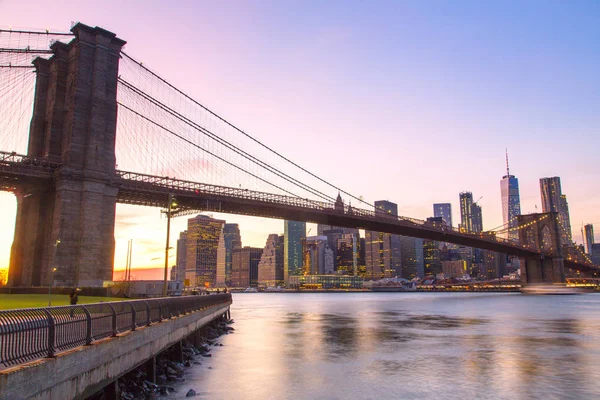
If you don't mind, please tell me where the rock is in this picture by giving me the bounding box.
[166,366,178,375]
[186,389,197,397]
[201,354,212,357]
[193,361,202,365]
[208,366,213,369]
[184,360,192,367]
[219,343,224,346]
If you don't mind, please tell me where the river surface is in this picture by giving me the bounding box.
[173,293,600,399]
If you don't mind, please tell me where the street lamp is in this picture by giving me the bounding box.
[48,267,57,306]
[163,194,178,297]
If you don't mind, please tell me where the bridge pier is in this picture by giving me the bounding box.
[517,212,566,285]
[8,24,126,287]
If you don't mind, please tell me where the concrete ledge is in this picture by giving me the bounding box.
[0,301,231,400]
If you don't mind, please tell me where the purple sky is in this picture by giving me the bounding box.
[1,0,598,277]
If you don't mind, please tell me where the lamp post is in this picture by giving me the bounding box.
[48,267,57,306]
[163,194,177,297]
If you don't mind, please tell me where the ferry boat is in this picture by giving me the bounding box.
[521,284,586,295]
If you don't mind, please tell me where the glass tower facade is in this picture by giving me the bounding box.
[500,175,521,242]
[433,203,453,227]
[284,220,306,284]
[223,223,241,285]
[459,192,473,233]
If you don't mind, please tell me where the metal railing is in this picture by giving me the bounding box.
[0,294,231,368]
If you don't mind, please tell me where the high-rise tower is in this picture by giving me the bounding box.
[500,150,521,241]
[284,220,306,284]
[459,192,473,233]
[433,203,453,227]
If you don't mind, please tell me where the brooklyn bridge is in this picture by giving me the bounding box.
[0,23,596,289]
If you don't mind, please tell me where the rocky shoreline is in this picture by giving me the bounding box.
[117,318,235,399]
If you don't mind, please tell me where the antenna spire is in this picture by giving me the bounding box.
[505,148,510,176]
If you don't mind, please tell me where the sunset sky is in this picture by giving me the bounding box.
[1,0,599,280]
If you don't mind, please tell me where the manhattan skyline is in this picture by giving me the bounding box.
[0,0,598,279]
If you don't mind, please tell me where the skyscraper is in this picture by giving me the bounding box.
[303,236,335,275]
[540,177,572,245]
[433,203,453,227]
[366,200,401,279]
[500,151,521,241]
[175,231,188,283]
[400,236,424,279]
[222,223,241,285]
[584,224,595,256]
[230,246,263,287]
[471,203,483,233]
[258,234,284,287]
[185,215,225,288]
[284,220,306,284]
[459,192,473,233]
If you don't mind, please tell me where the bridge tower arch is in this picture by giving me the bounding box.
[518,212,565,285]
[8,24,126,287]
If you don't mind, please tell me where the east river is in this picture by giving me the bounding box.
[173,293,600,399]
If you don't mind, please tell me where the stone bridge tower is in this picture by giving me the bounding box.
[518,212,565,285]
[8,24,126,287]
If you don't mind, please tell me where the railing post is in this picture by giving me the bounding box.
[41,309,55,358]
[143,301,151,326]
[82,306,92,345]
[107,303,117,337]
[127,302,136,331]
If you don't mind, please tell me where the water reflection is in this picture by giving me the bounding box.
[175,293,600,400]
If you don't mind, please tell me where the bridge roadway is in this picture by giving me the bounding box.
[0,151,597,273]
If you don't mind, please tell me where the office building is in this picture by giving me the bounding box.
[336,233,359,275]
[540,177,572,245]
[442,260,466,278]
[185,215,225,288]
[480,251,507,280]
[459,192,473,233]
[500,151,521,241]
[231,246,263,288]
[175,231,188,283]
[584,224,595,256]
[471,203,483,233]
[592,243,600,266]
[303,236,335,275]
[433,203,453,227]
[216,230,227,286]
[400,236,424,279]
[284,220,306,284]
[223,224,242,285]
[288,274,363,289]
[258,234,284,287]
[423,238,441,276]
[366,200,401,279]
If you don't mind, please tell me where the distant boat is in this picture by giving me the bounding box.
[521,284,585,295]
[244,287,258,293]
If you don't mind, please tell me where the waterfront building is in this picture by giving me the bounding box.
[366,200,402,279]
[540,177,572,245]
[433,203,453,227]
[175,231,188,283]
[400,236,424,279]
[231,246,263,287]
[500,151,521,241]
[223,224,242,285]
[288,274,363,289]
[584,224,595,256]
[480,251,507,280]
[459,192,473,233]
[303,236,335,275]
[592,243,600,266]
[185,215,226,288]
[441,260,466,278]
[215,230,226,286]
[284,220,306,284]
[321,227,345,270]
[258,234,284,287]
[336,233,359,275]
[423,238,441,276]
